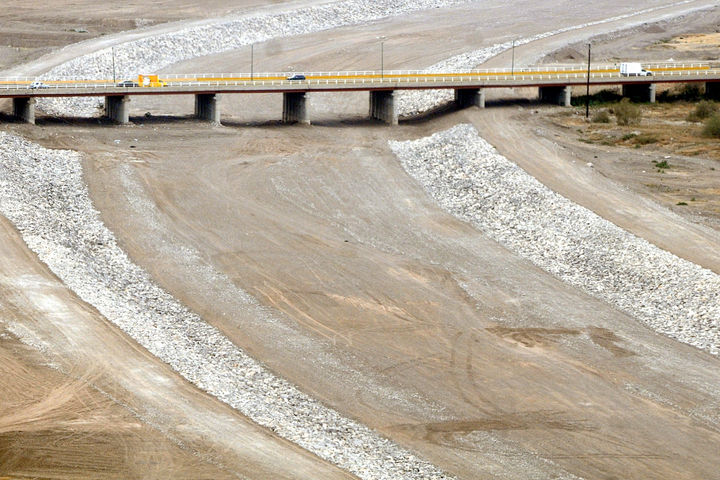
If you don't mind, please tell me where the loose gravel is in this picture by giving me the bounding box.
[0,130,454,479]
[390,124,720,355]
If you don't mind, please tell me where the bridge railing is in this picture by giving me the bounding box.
[1,64,718,90]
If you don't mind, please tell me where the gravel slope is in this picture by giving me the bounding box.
[390,124,720,355]
[0,130,454,480]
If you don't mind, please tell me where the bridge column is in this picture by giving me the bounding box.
[195,93,221,123]
[538,86,571,106]
[705,82,720,100]
[282,92,310,124]
[622,83,656,103]
[454,88,485,108]
[104,95,130,124]
[369,90,398,125]
[12,97,36,124]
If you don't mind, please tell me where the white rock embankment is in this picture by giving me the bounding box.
[38,0,474,116]
[390,124,720,355]
[0,130,454,480]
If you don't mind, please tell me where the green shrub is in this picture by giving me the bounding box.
[621,133,637,141]
[614,98,642,126]
[656,160,670,169]
[687,100,718,122]
[592,109,611,123]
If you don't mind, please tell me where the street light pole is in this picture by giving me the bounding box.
[381,41,384,81]
[586,43,591,119]
[511,39,515,76]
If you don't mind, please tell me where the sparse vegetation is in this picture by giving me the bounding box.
[657,83,705,102]
[614,98,643,125]
[592,109,611,123]
[687,100,718,122]
[622,133,637,141]
[677,202,688,206]
[677,83,704,101]
[656,160,670,169]
[633,134,659,145]
[561,100,720,159]
[702,113,720,138]
[572,88,623,107]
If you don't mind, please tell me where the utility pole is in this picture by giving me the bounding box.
[586,43,591,119]
[251,43,254,82]
[511,39,515,76]
[112,47,116,85]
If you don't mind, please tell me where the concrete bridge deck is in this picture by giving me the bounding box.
[2,62,719,124]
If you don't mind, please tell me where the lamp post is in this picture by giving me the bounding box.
[376,35,386,81]
[586,43,591,119]
[381,41,384,81]
[511,39,515,76]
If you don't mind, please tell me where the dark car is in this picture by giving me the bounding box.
[117,80,139,87]
[286,74,306,81]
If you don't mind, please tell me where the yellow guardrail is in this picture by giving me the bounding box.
[0,65,714,88]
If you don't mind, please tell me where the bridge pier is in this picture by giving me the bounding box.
[622,83,656,103]
[539,86,571,106]
[195,93,221,123]
[104,95,130,124]
[283,92,310,124]
[12,97,36,124]
[454,88,485,108]
[706,81,720,100]
[369,90,398,125]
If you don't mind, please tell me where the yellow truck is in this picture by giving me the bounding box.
[138,74,166,87]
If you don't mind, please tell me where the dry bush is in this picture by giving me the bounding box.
[614,98,642,126]
[687,100,718,122]
[633,134,659,145]
[591,109,611,123]
[702,113,720,138]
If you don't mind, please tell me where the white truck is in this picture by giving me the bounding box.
[620,62,652,76]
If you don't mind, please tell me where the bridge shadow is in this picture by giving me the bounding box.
[2,97,543,129]
[0,112,18,123]
[401,97,536,124]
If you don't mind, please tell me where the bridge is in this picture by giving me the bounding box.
[2,62,719,125]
